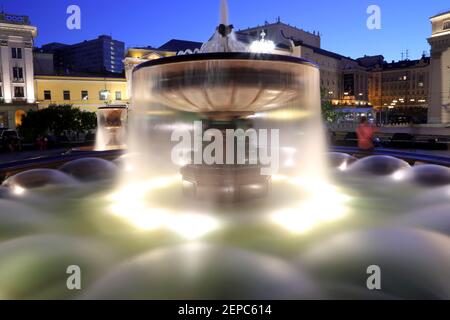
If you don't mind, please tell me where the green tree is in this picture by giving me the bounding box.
[18,105,97,142]
[320,89,339,124]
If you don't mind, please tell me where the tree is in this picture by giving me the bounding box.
[18,105,97,142]
[320,89,339,124]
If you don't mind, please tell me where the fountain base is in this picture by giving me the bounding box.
[181,165,270,202]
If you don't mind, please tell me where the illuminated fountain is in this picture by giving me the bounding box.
[95,105,128,151]
[0,0,450,300]
[125,4,328,203]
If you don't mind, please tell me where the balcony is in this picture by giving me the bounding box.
[0,13,30,25]
[12,78,25,84]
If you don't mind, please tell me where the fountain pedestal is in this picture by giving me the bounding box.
[181,165,270,202]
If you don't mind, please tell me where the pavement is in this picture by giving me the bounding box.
[0,148,71,165]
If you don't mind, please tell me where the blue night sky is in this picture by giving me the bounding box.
[3,0,449,61]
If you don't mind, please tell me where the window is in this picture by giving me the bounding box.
[63,90,71,101]
[81,90,89,100]
[99,90,110,100]
[14,86,24,98]
[0,86,3,98]
[11,48,22,59]
[44,90,51,100]
[444,21,450,30]
[115,91,122,100]
[12,67,24,82]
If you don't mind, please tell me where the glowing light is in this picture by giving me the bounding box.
[166,213,220,240]
[12,186,26,196]
[339,162,348,171]
[271,178,351,234]
[271,174,288,182]
[107,175,221,239]
[250,30,275,54]
[392,170,406,181]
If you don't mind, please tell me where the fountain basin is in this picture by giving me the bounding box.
[181,165,270,202]
[133,53,317,119]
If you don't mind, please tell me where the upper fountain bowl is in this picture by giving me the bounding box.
[133,53,318,119]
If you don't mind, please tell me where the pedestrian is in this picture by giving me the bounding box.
[356,116,378,155]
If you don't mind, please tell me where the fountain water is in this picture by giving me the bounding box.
[0,0,450,300]
[200,0,247,53]
[95,105,128,151]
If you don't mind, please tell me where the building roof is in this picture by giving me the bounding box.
[430,10,450,19]
[382,57,430,71]
[158,39,203,52]
[35,69,125,78]
[356,55,385,68]
[299,42,355,62]
[35,74,126,81]
[0,13,30,25]
[238,19,320,38]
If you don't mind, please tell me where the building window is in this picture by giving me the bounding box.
[63,90,71,101]
[115,91,122,100]
[82,90,89,100]
[11,48,22,59]
[99,90,110,101]
[44,90,51,100]
[12,67,24,82]
[14,86,25,98]
[444,21,450,30]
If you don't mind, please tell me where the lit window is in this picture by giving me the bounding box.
[99,90,110,100]
[82,90,89,100]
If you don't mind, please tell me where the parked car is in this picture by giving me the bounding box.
[388,133,415,149]
[0,129,23,151]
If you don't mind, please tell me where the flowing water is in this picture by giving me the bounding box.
[0,0,449,300]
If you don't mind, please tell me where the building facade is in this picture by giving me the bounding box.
[366,57,430,123]
[34,74,128,112]
[124,40,203,98]
[428,10,450,124]
[41,35,125,74]
[0,13,38,129]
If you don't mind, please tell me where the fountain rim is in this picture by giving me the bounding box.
[133,52,318,73]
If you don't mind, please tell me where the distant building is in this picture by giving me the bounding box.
[158,39,203,55]
[34,73,128,112]
[41,35,125,74]
[237,18,321,48]
[0,12,38,129]
[124,40,203,98]
[428,10,450,124]
[365,56,430,123]
[33,50,54,75]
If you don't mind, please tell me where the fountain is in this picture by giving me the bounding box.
[95,105,128,151]
[0,0,449,300]
[126,0,327,202]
